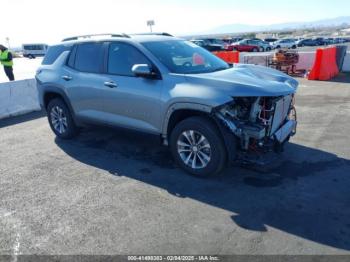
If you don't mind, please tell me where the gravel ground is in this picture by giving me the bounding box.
[0,76,350,255]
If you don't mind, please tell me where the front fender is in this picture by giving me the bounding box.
[161,102,213,137]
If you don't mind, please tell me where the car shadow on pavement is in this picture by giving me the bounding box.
[55,125,350,251]
[0,110,46,128]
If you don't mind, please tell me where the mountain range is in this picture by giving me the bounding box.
[196,16,350,35]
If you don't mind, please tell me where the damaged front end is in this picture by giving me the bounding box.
[214,94,297,166]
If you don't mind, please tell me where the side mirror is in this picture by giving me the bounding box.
[132,64,155,78]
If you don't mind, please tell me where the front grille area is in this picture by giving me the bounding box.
[269,95,292,135]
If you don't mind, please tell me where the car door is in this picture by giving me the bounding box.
[280,40,287,48]
[62,42,109,121]
[98,41,163,134]
[242,40,251,51]
[246,40,258,51]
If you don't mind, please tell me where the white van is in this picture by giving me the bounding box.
[22,44,49,58]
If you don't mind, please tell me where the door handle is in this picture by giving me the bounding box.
[62,75,73,81]
[104,81,118,88]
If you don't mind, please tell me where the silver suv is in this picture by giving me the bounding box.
[36,34,298,177]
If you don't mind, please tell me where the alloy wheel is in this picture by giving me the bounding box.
[177,130,211,169]
[50,106,68,134]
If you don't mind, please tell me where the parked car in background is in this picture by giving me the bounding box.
[221,39,232,45]
[250,39,272,52]
[264,38,278,43]
[334,38,347,44]
[37,34,298,176]
[271,39,297,49]
[194,38,228,49]
[22,43,49,58]
[230,37,243,43]
[297,39,318,47]
[227,39,260,52]
[200,38,228,49]
[314,38,328,46]
[325,38,335,45]
[190,40,225,52]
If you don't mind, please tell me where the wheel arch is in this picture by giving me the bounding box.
[162,103,213,140]
[42,86,79,124]
[162,103,237,163]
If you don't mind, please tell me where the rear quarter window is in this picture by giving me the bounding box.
[42,45,71,65]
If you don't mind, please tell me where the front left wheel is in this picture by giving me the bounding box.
[170,116,227,177]
[47,98,79,139]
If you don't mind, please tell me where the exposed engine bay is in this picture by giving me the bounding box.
[215,95,297,154]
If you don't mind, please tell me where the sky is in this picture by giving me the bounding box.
[2,0,350,47]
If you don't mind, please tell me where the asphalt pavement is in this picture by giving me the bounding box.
[0,76,350,255]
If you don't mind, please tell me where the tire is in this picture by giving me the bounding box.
[47,98,79,139]
[252,48,258,52]
[170,116,227,177]
[276,45,281,49]
[292,45,297,49]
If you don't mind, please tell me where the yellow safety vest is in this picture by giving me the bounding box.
[0,50,14,67]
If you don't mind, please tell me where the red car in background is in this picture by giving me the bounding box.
[227,39,260,52]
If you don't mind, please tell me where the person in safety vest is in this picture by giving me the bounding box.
[0,44,15,81]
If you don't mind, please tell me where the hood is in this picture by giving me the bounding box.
[184,64,298,97]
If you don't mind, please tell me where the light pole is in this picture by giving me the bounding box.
[5,37,10,49]
[147,20,155,33]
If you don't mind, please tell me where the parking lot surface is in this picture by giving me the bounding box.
[1,76,350,255]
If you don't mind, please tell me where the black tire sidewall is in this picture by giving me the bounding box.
[47,98,78,139]
[170,116,227,177]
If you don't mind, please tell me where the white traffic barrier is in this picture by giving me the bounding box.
[295,52,316,71]
[239,51,350,72]
[342,52,350,72]
[239,52,271,67]
[239,51,316,70]
[0,79,40,120]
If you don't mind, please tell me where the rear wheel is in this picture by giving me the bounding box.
[47,98,79,139]
[170,116,227,177]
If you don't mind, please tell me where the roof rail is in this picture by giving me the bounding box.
[61,33,130,42]
[132,32,174,37]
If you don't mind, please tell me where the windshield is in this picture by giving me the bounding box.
[142,40,229,74]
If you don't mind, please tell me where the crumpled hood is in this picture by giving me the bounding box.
[184,64,298,97]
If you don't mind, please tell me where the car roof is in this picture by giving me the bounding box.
[57,34,181,46]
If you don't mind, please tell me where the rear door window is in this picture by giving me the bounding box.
[74,42,104,73]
